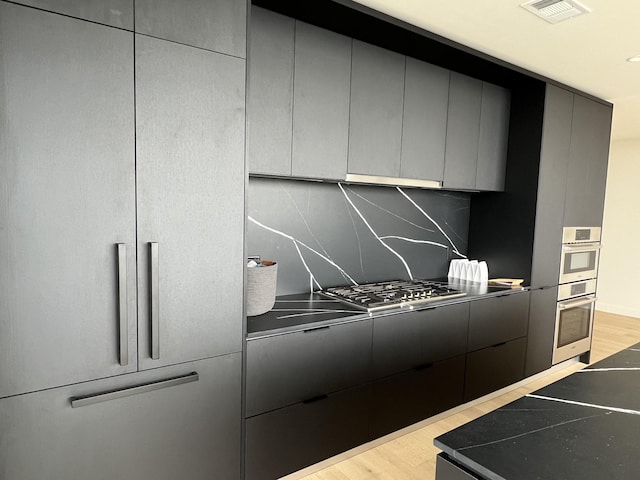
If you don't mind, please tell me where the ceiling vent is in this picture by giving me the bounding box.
[520,0,591,24]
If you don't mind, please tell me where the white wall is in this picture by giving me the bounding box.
[597,139,640,317]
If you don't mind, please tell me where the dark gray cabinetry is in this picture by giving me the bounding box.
[371,355,465,438]
[245,385,370,480]
[348,40,406,177]
[0,354,241,480]
[525,287,559,377]
[477,83,511,191]
[530,85,573,288]
[400,58,450,182]
[135,35,245,370]
[291,21,352,180]
[0,3,137,398]
[245,320,373,417]
[564,94,612,227]
[247,7,294,176]
[372,303,469,378]
[444,73,483,190]
[9,0,133,28]
[436,454,482,480]
[135,0,246,57]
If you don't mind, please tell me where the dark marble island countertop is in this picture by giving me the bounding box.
[246,278,527,339]
[434,343,640,480]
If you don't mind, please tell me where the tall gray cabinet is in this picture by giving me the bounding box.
[0,1,246,478]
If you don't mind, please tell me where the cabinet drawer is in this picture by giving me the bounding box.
[464,337,526,401]
[372,302,468,378]
[371,355,465,439]
[436,454,482,480]
[245,385,370,480]
[468,292,530,352]
[246,320,373,416]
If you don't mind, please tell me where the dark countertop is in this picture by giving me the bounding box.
[247,278,527,339]
[434,343,640,480]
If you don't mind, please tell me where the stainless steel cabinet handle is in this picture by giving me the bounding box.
[558,296,597,310]
[70,372,198,408]
[150,242,160,360]
[117,243,128,366]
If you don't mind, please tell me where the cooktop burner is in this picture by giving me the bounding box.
[321,279,466,312]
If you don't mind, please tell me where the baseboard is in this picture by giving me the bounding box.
[596,304,640,319]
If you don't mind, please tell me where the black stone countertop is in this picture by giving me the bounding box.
[434,343,640,480]
[246,278,527,339]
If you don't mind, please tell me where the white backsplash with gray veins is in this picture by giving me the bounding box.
[248,177,471,295]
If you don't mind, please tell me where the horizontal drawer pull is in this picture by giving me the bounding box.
[303,325,330,333]
[70,372,199,408]
[491,341,507,348]
[414,362,434,371]
[302,394,328,404]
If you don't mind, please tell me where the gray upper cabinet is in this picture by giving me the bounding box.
[531,85,574,288]
[477,83,511,191]
[400,58,450,182]
[444,72,483,190]
[135,0,246,57]
[348,40,406,178]
[247,7,295,176]
[564,94,612,227]
[135,36,245,370]
[10,0,133,29]
[291,21,352,180]
[0,4,137,398]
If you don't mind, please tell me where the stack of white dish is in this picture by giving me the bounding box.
[448,259,489,283]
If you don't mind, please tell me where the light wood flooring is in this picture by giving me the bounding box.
[282,311,640,480]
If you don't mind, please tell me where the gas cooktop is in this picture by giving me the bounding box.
[320,279,466,312]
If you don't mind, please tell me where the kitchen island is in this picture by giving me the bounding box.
[435,342,640,480]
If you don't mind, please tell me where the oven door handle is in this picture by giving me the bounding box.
[558,296,597,310]
[562,244,601,252]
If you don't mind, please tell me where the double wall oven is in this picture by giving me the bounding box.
[552,227,601,364]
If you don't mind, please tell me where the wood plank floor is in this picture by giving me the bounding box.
[282,311,640,480]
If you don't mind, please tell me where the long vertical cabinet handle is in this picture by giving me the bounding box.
[117,243,128,366]
[150,242,160,360]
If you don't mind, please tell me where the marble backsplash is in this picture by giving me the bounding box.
[247,177,471,295]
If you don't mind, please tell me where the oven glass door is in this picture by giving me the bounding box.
[559,244,600,283]
[553,295,596,364]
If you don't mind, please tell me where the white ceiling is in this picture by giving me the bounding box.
[353,0,640,140]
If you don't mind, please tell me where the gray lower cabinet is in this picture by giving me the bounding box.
[371,355,466,438]
[8,0,133,28]
[135,35,245,369]
[444,72,483,190]
[400,58,450,182]
[464,336,527,401]
[246,320,373,417]
[245,384,370,480]
[525,287,559,377]
[348,40,405,178]
[135,0,247,57]
[247,6,294,176]
[291,21,352,180]
[468,292,530,352]
[0,353,242,480]
[0,3,138,398]
[436,454,482,480]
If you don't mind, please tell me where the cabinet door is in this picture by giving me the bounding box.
[564,95,612,227]
[135,36,245,369]
[0,354,241,480]
[525,287,558,377]
[371,355,465,439]
[443,72,482,190]
[0,4,137,398]
[468,292,530,352]
[135,0,246,57]
[372,302,469,379]
[348,40,405,177]
[245,385,370,480]
[247,7,294,175]
[246,320,372,417]
[476,83,510,191]
[464,337,526,401]
[10,0,133,28]
[292,21,351,180]
[400,58,450,181]
[531,85,573,288]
